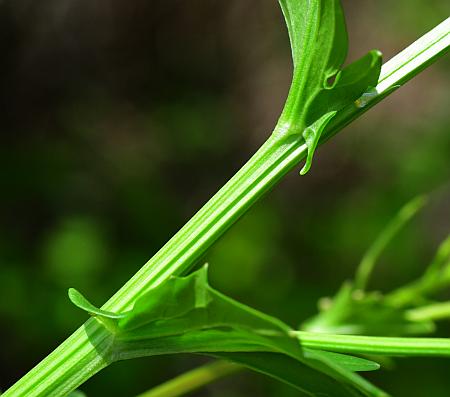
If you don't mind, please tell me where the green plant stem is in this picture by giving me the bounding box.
[4,17,449,397]
[135,361,242,397]
[294,331,450,357]
[406,301,450,322]
[354,195,427,291]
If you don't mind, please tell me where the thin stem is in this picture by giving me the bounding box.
[4,17,450,397]
[135,361,242,397]
[406,301,450,322]
[294,331,450,357]
[354,195,427,291]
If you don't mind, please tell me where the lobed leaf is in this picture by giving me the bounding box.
[70,265,385,396]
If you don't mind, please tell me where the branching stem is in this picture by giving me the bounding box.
[4,16,449,397]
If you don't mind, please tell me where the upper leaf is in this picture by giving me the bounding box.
[304,49,382,127]
[278,0,348,127]
[277,0,382,174]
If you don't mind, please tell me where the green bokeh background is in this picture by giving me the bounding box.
[0,1,449,396]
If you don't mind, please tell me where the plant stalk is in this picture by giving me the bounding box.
[354,195,427,291]
[295,331,450,357]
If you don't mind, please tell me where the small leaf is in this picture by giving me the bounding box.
[300,111,337,175]
[305,50,383,126]
[299,50,382,173]
[68,288,125,320]
[305,349,389,397]
[307,350,380,372]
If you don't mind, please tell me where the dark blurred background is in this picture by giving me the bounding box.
[1,0,449,396]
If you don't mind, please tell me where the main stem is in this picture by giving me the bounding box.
[4,17,449,397]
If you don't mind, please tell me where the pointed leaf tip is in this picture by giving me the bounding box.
[307,350,381,372]
[68,288,125,320]
[300,111,337,175]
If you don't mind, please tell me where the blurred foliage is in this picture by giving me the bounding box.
[0,0,449,396]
